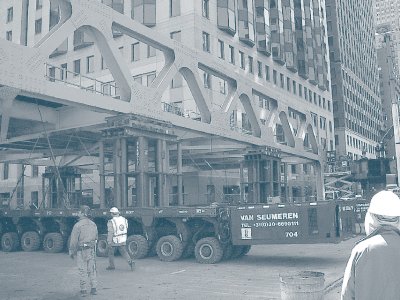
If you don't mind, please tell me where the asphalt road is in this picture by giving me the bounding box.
[0,237,359,300]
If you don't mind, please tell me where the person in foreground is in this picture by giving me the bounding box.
[106,207,135,271]
[341,190,400,300]
[69,205,98,297]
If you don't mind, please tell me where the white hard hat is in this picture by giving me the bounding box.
[109,207,119,214]
[368,190,400,217]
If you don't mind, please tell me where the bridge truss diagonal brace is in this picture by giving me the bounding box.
[0,87,19,142]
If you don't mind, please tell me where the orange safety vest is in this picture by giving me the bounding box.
[111,216,128,244]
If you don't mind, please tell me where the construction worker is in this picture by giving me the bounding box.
[341,190,400,300]
[106,207,134,271]
[69,205,98,297]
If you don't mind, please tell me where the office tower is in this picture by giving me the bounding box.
[326,0,381,160]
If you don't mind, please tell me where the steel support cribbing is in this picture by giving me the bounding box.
[99,141,106,209]
[121,138,128,209]
[136,136,149,208]
[156,140,164,207]
[177,142,183,206]
[113,138,121,209]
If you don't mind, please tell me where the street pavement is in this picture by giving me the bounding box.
[0,236,360,299]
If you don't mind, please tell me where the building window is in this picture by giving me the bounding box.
[170,0,180,17]
[131,0,156,26]
[204,72,211,88]
[86,55,94,73]
[49,1,61,29]
[202,0,209,18]
[299,84,302,97]
[36,0,43,10]
[218,40,224,59]
[147,45,156,58]
[3,163,9,180]
[7,7,13,23]
[202,31,210,52]
[134,76,143,85]
[219,80,226,94]
[31,165,39,177]
[35,19,42,34]
[229,45,235,64]
[73,59,81,75]
[147,73,156,86]
[257,61,262,78]
[248,56,253,73]
[170,30,181,41]
[239,51,245,69]
[101,56,107,70]
[286,77,290,91]
[102,0,124,13]
[292,80,296,94]
[60,63,68,80]
[273,70,277,84]
[280,73,284,88]
[131,42,140,61]
[31,191,39,208]
[265,65,270,81]
[6,31,12,41]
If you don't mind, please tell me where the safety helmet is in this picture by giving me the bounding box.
[368,190,400,217]
[109,207,119,214]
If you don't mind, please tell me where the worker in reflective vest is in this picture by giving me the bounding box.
[106,207,134,271]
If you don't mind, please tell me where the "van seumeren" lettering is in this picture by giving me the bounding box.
[240,212,299,221]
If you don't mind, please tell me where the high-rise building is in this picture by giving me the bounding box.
[0,0,333,207]
[375,0,400,71]
[376,28,400,165]
[326,0,381,160]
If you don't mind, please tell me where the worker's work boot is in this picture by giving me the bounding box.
[106,266,115,270]
[90,288,97,295]
[80,290,87,297]
[128,260,135,271]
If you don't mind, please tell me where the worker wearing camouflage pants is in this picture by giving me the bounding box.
[76,246,97,296]
[69,205,98,297]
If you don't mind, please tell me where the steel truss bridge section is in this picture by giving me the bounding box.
[0,0,325,199]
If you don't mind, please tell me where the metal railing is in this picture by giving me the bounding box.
[162,102,201,121]
[44,63,119,98]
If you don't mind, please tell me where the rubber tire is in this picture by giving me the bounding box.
[21,231,41,252]
[96,234,109,257]
[43,233,64,253]
[1,232,20,252]
[126,235,149,259]
[194,237,223,264]
[156,235,184,262]
[222,244,234,261]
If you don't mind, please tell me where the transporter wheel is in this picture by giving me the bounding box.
[194,237,223,264]
[126,235,149,259]
[1,232,20,252]
[156,235,184,262]
[43,233,64,253]
[96,234,109,257]
[21,231,41,252]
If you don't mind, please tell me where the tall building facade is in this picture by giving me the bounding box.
[375,0,400,70]
[326,0,381,160]
[0,0,333,207]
